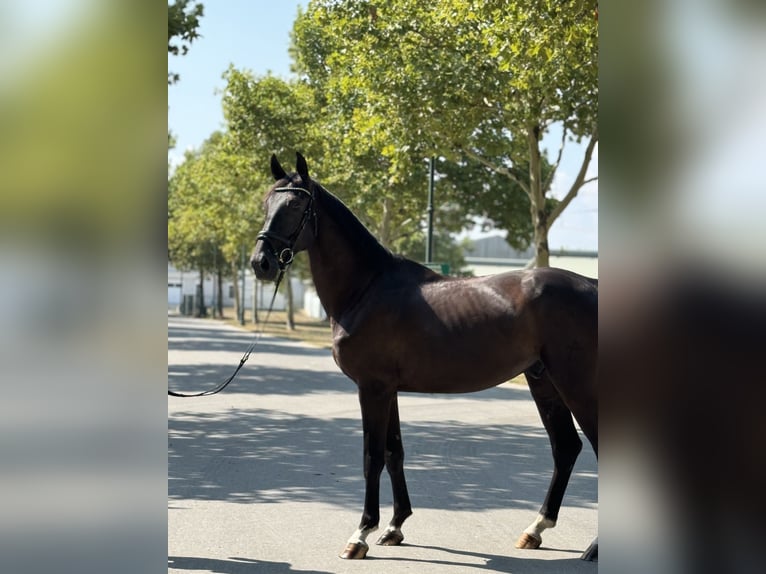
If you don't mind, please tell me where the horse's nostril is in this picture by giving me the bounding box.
[259,257,270,272]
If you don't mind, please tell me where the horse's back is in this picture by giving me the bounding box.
[421,266,596,314]
[386,264,597,346]
[490,266,597,297]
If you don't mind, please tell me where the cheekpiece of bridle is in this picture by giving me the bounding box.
[256,185,317,270]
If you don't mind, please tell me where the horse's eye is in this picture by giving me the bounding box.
[287,199,301,210]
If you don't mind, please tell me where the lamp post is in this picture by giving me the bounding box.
[239,244,246,325]
[426,156,435,264]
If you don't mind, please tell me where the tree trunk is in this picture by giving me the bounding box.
[196,268,206,317]
[210,269,217,318]
[230,261,240,323]
[216,269,224,318]
[532,211,551,268]
[527,124,550,268]
[378,196,393,247]
[284,267,295,331]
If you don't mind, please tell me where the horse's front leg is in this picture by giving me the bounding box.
[340,386,394,559]
[376,395,412,546]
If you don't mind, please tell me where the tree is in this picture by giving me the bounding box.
[168,0,204,147]
[168,132,263,320]
[168,0,204,84]
[435,154,556,253]
[222,69,324,329]
[168,152,215,316]
[223,64,495,280]
[398,228,473,276]
[289,14,446,253]
[292,0,598,267]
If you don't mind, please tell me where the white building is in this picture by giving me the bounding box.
[167,263,310,314]
[463,236,598,278]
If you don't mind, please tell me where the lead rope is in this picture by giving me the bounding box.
[168,269,285,397]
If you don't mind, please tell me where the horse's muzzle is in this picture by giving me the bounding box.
[251,245,279,281]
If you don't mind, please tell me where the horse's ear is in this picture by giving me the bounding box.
[296,152,310,183]
[270,154,287,181]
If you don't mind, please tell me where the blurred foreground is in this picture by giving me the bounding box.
[0,2,166,574]
[601,3,766,574]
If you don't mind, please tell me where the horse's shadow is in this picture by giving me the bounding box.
[168,547,595,574]
[168,555,331,574]
[377,544,596,572]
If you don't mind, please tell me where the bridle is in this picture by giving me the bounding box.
[256,185,318,270]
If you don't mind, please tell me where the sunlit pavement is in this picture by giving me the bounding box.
[169,315,597,574]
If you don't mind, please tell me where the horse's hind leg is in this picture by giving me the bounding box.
[376,396,413,546]
[516,368,583,550]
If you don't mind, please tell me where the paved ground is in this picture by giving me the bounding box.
[168,315,597,574]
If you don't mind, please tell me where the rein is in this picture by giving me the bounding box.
[167,269,285,398]
[168,185,316,398]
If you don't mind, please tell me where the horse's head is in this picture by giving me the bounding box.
[251,152,317,280]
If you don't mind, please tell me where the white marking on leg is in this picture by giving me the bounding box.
[383,525,401,537]
[523,514,556,539]
[347,525,378,545]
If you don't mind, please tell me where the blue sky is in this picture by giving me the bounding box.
[168,1,302,162]
[168,0,597,251]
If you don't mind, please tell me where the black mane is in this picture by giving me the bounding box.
[315,184,393,266]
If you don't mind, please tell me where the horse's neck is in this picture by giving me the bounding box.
[307,188,391,319]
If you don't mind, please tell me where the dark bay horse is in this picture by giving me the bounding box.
[252,153,598,560]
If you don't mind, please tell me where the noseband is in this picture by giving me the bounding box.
[256,186,318,269]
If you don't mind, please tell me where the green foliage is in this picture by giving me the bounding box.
[167,131,262,275]
[168,0,204,83]
[221,67,440,253]
[169,0,597,276]
[321,0,598,143]
[398,229,472,276]
[292,0,598,264]
[222,68,320,163]
[435,155,556,252]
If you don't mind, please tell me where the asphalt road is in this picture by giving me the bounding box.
[168,315,597,574]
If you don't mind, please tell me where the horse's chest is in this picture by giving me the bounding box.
[331,324,400,384]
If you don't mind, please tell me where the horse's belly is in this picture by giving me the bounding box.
[333,302,538,392]
[398,345,533,394]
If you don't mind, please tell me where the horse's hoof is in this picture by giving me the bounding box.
[339,542,369,559]
[376,529,404,546]
[581,538,598,561]
[515,532,542,549]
